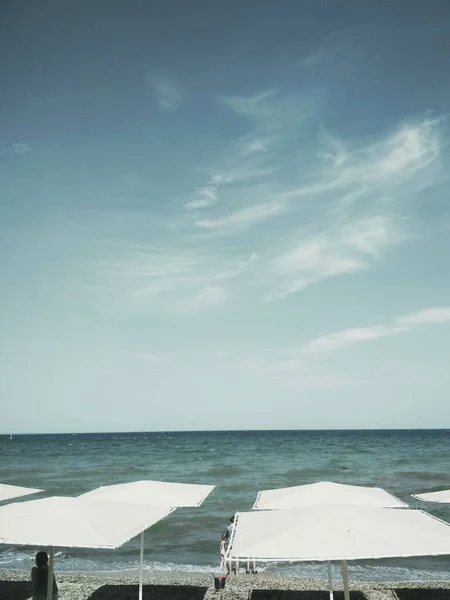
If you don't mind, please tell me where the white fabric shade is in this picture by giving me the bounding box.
[0,483,42,502]
[413,489,450,503]
[79,480,214,600]
[79,479,215,507]
[226,505,450,562]
[0,496,174,548]
[253,481,407,510]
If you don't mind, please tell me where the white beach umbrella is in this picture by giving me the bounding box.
[0,495,174,600]
[226,506,450,600]
[412,489,450,503]
[252,480,407,597]
[0,483,43,502]
[80,480,215,600]
[253,481,408,510]
[80,479,215,507]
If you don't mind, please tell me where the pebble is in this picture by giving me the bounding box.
[1,568,449,600]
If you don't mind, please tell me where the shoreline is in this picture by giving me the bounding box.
[1,568,450,600]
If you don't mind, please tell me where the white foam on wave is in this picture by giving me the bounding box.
[143,561,219,574]
[2,548,450,582]
[261,562,450,582]
[0,549,33,566]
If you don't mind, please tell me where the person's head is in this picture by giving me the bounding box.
[222,533,227,541]
[35,551,48,568]
[229,516,234,524]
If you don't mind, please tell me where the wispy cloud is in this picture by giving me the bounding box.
[0,141,31,157]
[87,93,445,311]
[184,174,233,211]
[85,218,258,313]
[149,77,182,110]
[178,285,226,312]
[358,117,442,181]
[305,306,450,355]
[263,215,403,301]
[195,200,286,231]
[57,88,445,316]
[218,89,278,120]
[237,134,268,155]
[185,186,218,210]
[239,305,450,389]
[219,88,313,146]
[305,326,407,355]
[396,307,450,327]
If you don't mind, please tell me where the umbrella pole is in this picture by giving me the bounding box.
[139,531,144,600]
[327,561,334,600]
[341,559,350,600]
[47,546,55,600]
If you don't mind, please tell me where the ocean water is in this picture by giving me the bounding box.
[1,430,450,582]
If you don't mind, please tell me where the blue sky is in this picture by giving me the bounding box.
[1,0,450,433]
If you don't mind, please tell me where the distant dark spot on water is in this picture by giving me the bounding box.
[282,468,337,480]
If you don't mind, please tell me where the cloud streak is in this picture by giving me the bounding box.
[263,215,404,301]
[195,200,286,231]
[185,186,218,210]
[149,77,182,110]
[0,141,31,157]
[178,285,226,312]
[44,88,444,318]
[184,175,234,211]
[85,218,259,314]
[396,307,450,327]
[305,306,450,355]
[239,305,450,390]
[84,93,445,313]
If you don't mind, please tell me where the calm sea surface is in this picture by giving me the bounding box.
[1,430,449,581]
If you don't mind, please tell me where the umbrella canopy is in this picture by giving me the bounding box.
[253,481,407,510]
[79,480,214,600]
[413,489,450,503]
[0,495,174,548]
[0,483,42,502]
[0,496,174,600]
[79,479,215,507]
[226,505,450,562]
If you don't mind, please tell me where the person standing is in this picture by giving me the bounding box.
[224,516,238,573]
[225,515,235,540]
[31,551,58,600]
[246,558,257,574]
[219,533,227,568]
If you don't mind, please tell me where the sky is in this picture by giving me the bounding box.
[1,0,450,433]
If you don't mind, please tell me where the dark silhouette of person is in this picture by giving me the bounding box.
[31,551,58,600]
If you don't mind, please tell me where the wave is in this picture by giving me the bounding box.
[204,466,247,476]
[3,555,450,583]
[280,468,341,481]
[393,471,450,483]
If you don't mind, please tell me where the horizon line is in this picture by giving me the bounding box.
[2,427,449,436]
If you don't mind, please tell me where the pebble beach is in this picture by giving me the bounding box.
[1,568,450,600]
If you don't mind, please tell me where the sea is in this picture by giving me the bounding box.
[0,430,449,582]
